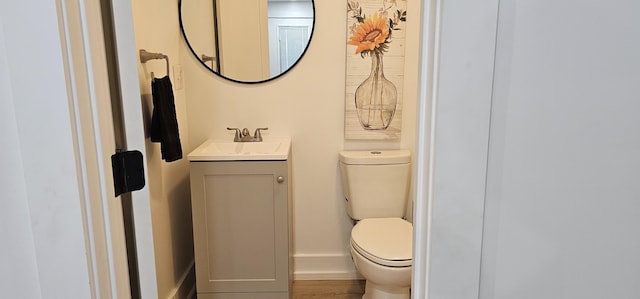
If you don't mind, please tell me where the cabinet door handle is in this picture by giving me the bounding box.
[276,176,285,183]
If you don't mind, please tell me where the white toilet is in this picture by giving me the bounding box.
[339,150,412,299]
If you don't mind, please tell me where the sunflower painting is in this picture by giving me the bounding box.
[345,0,407,140]
[348,12,389,55]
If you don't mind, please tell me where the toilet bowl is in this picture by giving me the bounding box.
[350,218,412,299]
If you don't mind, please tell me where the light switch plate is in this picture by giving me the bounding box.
[173,64,183,90]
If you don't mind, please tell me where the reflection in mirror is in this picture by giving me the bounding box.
[179,0,315,83]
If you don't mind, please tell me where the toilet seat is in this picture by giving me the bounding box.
[351,218,412,267]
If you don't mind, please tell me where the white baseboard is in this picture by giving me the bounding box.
[167,260,196,299]
[170,254,359,294]
[293,253,363,280]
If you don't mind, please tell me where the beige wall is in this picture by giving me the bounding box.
[181,0,421,278]
[131,0,194,297]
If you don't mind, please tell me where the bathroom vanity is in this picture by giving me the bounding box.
[188,138,292,299]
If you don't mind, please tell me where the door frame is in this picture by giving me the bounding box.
[415,0,499,298]
[62,0,499,297]
[107,0,159,297]
[412,0,441,297]
[56,0,132,297]
[60,0,159,297]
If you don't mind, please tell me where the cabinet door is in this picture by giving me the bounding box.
[190,161,289,294]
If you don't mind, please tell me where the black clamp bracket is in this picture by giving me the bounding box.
[111,150,146,197]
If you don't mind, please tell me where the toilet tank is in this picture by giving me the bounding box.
[339,150,411,220]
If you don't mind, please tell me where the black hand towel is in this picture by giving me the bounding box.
[150,76,182,162]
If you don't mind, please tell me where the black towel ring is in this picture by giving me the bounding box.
[140,49,170,78]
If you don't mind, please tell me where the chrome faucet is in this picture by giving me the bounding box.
[227,127,268,142]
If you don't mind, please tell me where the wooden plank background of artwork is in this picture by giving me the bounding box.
[345,0,407,140]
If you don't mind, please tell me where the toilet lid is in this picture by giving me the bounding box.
[351,218,412,267]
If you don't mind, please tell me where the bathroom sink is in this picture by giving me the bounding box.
[188,138,291,161]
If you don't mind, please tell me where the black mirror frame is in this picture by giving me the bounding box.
[178,0,316,84]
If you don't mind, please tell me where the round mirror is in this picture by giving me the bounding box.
[179,0,315,84]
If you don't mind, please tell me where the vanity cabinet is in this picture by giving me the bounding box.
[189,159,292,299]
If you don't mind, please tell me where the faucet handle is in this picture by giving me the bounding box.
[253,128,268,141]
[227,127,242,141]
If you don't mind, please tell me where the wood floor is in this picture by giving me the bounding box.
[292,280,365,299]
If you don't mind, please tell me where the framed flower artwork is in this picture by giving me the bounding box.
[345,0,407,140]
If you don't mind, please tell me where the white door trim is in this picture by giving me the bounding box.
[108,0,159,297]
[59,0,161,297]
[412,0,442,297]
[57,0,132,297]
[418,0,500,298]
